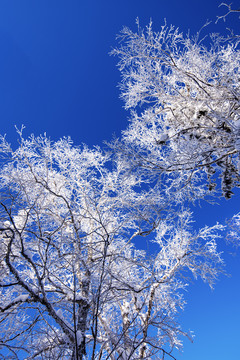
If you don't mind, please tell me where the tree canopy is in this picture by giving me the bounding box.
[0,13,240,360]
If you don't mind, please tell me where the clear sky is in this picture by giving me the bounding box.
[0,1,239,359]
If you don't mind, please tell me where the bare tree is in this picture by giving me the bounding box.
[1,9,240,359]
[111,20,240,199]
[0,131,226,359]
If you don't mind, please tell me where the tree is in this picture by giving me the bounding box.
[1,16,240,360]
[0,131,225,359]
[111,20,240,199]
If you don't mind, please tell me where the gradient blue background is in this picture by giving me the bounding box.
[0,1,239,359]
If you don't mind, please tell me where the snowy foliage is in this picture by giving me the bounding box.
[111,21,240,199]
[1,18,240,360]
[0,133,226,359]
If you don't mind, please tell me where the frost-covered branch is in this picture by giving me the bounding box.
[216,3,240,23]
[111,21,240,199]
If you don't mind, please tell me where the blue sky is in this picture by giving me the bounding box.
[0,1,239,359]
